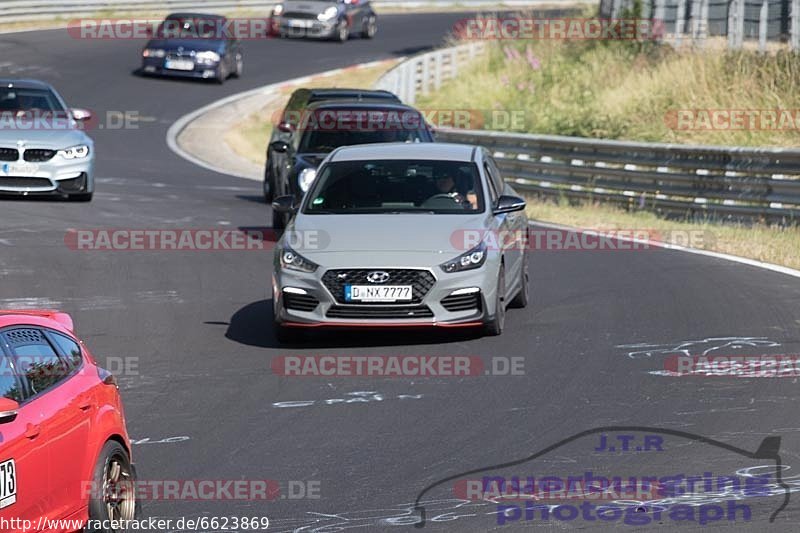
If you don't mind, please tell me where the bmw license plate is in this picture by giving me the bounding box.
[289,19,312,28]
[165,59,195,71]
[1,163,38,177]
[0,459,16,509]
[345,285,412,302]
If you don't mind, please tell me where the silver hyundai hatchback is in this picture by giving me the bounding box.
[271,142,530,342]
[0,79,94,200]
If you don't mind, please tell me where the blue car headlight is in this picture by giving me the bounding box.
[440,241,487,273]
[280,245,318,273]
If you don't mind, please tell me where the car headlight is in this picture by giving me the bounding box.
[142,48,166,58]
[273,3,284,16]
[318,6,339,21]
[195,51,221,63]
[298,168,317,192]
[440,241,487,273]
[57,145,90,160]
[280,245,318,273]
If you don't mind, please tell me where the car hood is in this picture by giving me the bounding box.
[0,128,90,149]
[288,213,489,266]
[281,1,339,15]
[145,38,224,52]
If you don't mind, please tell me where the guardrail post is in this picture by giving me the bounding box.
[728,0,744,48]
[654,0,666,30]
[793,0,800,50]
[759,0,769,51]
[434,51,443,90]
[421,56,431,96]
[450,48,458,79]
[406,60,417,104]
[675,0,687,46]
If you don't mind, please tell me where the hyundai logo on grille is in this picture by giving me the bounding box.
[366,271,390,284]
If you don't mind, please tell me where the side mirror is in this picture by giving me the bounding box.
[277,122,293,133]
[0,397,19,423]
[493,195,526,215]
[272,195,296,214]
[71,108,92,122]
[270,140,290,153]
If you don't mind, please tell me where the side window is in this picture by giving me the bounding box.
[483,162,499,205]
[0,354,24,402]
[485,156,505,194]
[48,332,82,370]
[2,329,71,397]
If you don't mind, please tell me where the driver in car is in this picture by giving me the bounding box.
[434,172,478,210]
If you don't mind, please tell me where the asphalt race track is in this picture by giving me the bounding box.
[3,10,800,532]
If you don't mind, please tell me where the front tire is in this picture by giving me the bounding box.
[272,208,285,231]
[361,16,377,38]
[509,254,529,309]
[86,441,137,532]
[334,20,349,42]
[231,53,243,78]
[484,266,506,336]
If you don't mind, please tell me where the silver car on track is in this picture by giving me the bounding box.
[0,79,94,201]
[271,142,530,342]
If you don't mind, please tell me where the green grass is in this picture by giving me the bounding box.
[418,35,800,147]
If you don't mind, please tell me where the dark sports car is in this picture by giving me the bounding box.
[267,100,435,230]
[140,13,243,83]
[264,88,401,202]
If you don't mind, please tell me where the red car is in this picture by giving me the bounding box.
[0,310,136,532]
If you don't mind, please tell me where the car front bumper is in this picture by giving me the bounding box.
[273,262,499,329]
[0,153,94,195]
[141,58,222,79]
[275,17,339,38]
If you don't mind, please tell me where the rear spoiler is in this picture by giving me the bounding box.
[0,309,74,331]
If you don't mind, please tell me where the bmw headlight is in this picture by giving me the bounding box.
[142,48,166,58]
[440,241,487,273]
[318,6,339,21]
[280,245,318,273]
[273,3,284,16]
[57,145,90,160]
[298,168,317,192]
[195,51,221,64]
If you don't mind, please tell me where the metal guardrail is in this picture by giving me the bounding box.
[373,41,486,104]
[0,0,566,23]
[374,43,800,223]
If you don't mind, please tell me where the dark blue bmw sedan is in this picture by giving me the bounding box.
[140,13,244,84]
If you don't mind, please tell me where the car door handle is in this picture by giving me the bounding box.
[24,423,40,439]
[78,397,93,411]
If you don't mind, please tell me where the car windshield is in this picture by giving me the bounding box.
[0,88,66,115]
[158,16,222,39]
[304,159,484,214]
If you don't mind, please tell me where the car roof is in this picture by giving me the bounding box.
[0,310,75,335]
[0,79,53,90]
[304,100,421,113]
[165,12,226,20]
[307,88,400,103]
[329,142,477,162]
